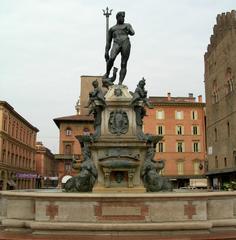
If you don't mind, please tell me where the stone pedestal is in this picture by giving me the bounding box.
[91,85,147,191]
[2,191,236,236]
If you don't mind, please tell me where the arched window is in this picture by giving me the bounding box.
[65,127,72,136]
[65,144,72,155]
[83,127,90,136]
[225,67,234,94]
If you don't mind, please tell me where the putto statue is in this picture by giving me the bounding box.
[130,78,153,140]
[130,78,153,108]
[104,11,135,85]
[86,79,106,109]
[86,79,106,139]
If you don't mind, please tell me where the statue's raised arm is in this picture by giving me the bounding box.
[103,11,135,85]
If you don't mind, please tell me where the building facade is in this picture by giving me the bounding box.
[54,77,206,188]
[204,11,236,188]
[35,142,57,188]
[53,114,94,184]
[0,101,38,190]
[144,93,206,188]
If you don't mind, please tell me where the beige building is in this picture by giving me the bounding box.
[144,93,206,188]
[35,142,57,188]
[0,101,38,190]
[204,11,236,188]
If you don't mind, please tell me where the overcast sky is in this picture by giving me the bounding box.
[0,0,235,153]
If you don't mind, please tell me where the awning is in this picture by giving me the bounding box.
[7,180,17,187]
[61,175,72,184]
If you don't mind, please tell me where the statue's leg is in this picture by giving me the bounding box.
[119,40,131,85]
[105,44,120,78]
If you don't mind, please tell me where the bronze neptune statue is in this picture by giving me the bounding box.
[104,11,135,85]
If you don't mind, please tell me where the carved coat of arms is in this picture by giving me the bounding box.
[108,109,129,135]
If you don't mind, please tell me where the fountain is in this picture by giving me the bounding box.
[1,10,236,237]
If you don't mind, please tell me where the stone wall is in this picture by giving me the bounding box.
[1,191,236,235]
[204,10,236,178]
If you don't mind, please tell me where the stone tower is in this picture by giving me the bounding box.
[204,10,236,187]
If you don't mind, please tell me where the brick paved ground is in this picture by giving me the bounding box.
[1,231,236,240]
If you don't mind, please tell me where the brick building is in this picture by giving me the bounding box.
[204,10,236,188]
[0,101,38,190]
[53,75,103,185]
[35,142,57,188]
[53,114,94,184]
[144,93,206,188]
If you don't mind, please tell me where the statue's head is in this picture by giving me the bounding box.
[138,78,146,88]
[116,11,125,24]
[92,79,98,88]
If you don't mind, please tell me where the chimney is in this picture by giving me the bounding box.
[188,93,193,98]
[198,95,202,103]
[167,92,171,101]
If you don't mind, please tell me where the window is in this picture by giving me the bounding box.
[212,79,219,104]
[225,67,234,94]
[192,125,199,135]
[175,111,183,120]
[193,162,200,175]
[12,123,15,137]
[177,142,184,152]
[65,160,72,173]
[177,161,184,175]
[215,156,218,168]
[65,128,72,136]
[191,110,198,120]
[227,122,230,137]
[156,125,164,135]
[156,110,165,120]
[3,117,7,131]
[159,166,165,175]
[214,128,217,142]
[193,142,200,152]
[176,125,184,135]
[2,150,6,162]
[15,154,18,167]
[64,144,72,155]
[157,142,165,152]
[83,127,90,135]
[16,124,18,138]
[8,118,11,134]
[224,157,227,167]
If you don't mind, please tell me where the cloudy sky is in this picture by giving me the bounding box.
[0,0,235,152]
